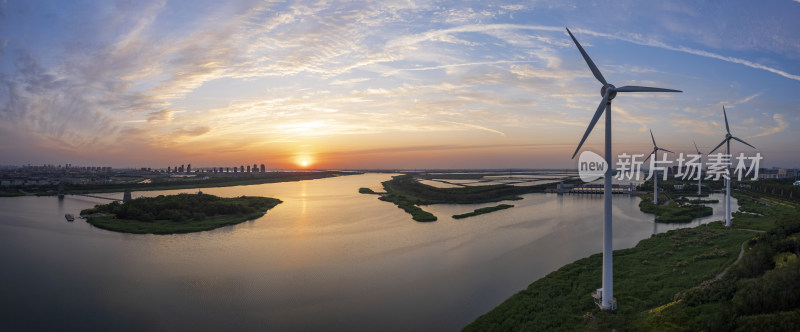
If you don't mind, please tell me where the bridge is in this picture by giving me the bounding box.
[59,184,132,202]
[70,193,122,201]
[557,182,636,195]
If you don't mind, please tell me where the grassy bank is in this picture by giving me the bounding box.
[465,191,800,330]
[358,187,378,194]
[81,194,282,234]
[379,194,437,222]
[453,204,514,219]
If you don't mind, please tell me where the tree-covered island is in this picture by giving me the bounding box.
[80,193,282,234]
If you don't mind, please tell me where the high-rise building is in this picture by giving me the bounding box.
[187,164,192,173]
[240,165,244,173]
[260,164,265,172]
[247,165,251,173]
[253,164,258,172]
[168,166,171,173]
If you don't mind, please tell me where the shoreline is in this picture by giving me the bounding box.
[465,190,799,330]
[2,171,359,197]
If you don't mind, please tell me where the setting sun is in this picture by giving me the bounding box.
[294,155,314,168]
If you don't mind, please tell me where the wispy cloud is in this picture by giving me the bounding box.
[731,93,761,105]
[569,28,800,82]
[381,60,536,77]
[391,23,800,82]
[750,113,788,138]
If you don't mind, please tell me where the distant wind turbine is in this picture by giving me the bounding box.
[643,129,674,205]
[709,106,755,227]
[694,140,703,195]
[566,27,681,311]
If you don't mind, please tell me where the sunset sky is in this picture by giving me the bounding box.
[1,1,798,169]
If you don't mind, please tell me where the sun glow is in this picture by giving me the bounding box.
[294,154,314,168]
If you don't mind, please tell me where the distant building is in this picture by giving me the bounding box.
[187,164,192,173]
[247,165,251,173]
[240,165,244,173]
[253,164,258,173]
[260,164,265,172]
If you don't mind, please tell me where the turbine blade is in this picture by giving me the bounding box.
[709,138,728,154]
[650,129,656,146]
[643,153,652,163]
[659,147,675,154]
[565,28,607,86]
[571,92,609,159]
[731,136,756,149]
[616,86,682,93]
[723,105,730,134]
[693,140,700,154]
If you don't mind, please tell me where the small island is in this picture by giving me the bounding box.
[80,193,282,234]
[453,204,514,219]
[638,192,713,223]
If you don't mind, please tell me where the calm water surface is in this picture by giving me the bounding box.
[0,173,737,331]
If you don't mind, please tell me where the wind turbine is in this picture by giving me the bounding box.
[567,27,681,311]
[709,106,755,227]
[694,140,703,195]
[643,129,674,205]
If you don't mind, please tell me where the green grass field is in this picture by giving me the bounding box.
[465,190,800,331]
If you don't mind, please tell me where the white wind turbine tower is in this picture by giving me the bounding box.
[566,27,681,310]
[709,106,755,227]
[694,140,703,195]
[643,129,674,205]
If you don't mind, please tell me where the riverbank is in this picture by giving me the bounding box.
[465,190,799,330]
[3,171,358,196]
[81,193,282,234]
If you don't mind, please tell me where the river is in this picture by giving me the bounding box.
[0,173,737,331]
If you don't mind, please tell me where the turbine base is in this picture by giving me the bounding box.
[592,289,618,311]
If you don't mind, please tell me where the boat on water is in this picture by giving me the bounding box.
[65,214,75,222]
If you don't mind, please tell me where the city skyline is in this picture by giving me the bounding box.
[1,1,799,169]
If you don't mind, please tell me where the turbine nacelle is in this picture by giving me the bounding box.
[601,84,617,101]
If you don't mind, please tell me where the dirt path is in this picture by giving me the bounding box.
[714,229,766,280]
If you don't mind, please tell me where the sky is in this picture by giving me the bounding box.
[1,0,799,170]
